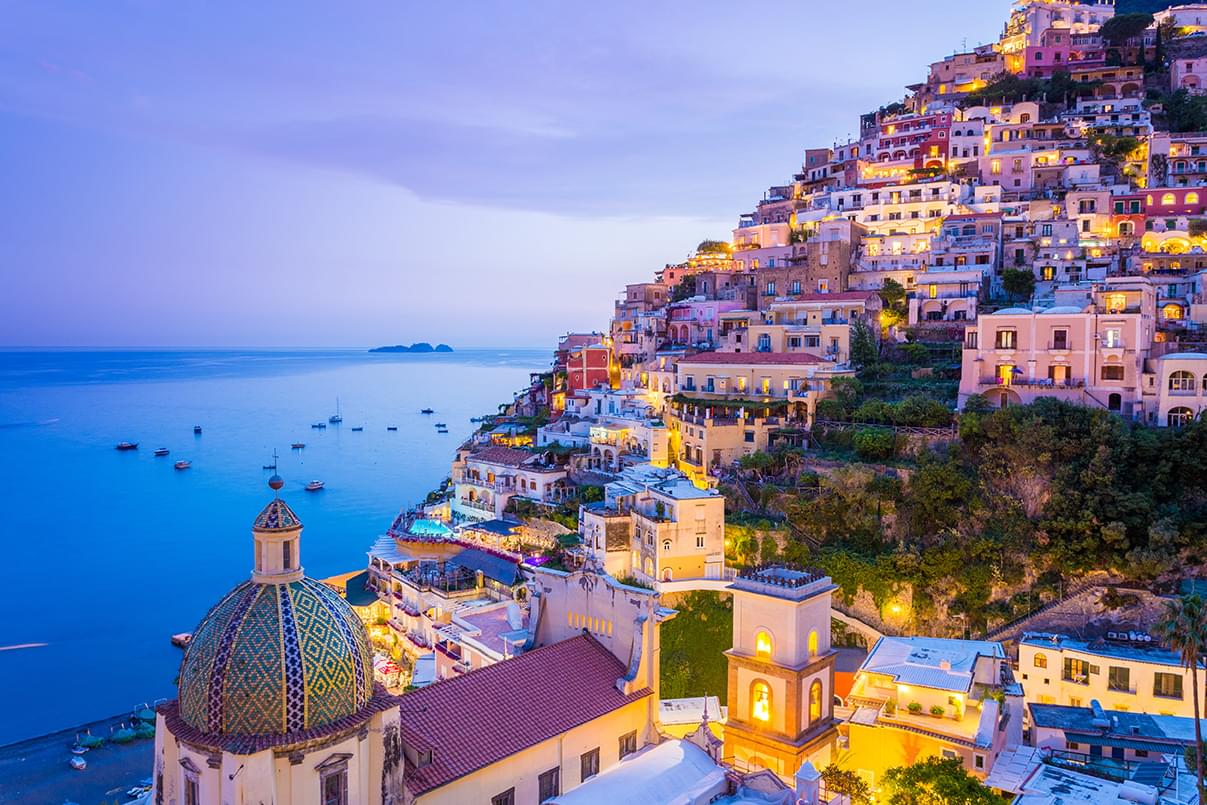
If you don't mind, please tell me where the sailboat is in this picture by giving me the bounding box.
[328,397,343,424]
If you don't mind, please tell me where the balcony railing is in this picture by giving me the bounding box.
[978,377,1086,388]
[458,497,496,513]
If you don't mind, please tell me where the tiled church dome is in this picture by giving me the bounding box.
[176,499,374,736]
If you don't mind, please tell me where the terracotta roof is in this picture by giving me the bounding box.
[467,446,534,467]
[677,352,827,366]
[400,635,652,796]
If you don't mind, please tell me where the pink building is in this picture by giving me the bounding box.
[959,280,1157,417]
[665,299,745,348]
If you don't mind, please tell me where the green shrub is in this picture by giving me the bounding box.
[930,705,946,717]
[907,702,923,714]
[853,428,896,461]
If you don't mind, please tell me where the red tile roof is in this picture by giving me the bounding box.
[400,635,652,796]
[678,352,828,366]
[467,446,535,467]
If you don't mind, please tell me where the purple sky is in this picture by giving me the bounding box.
[0,2,1003,348]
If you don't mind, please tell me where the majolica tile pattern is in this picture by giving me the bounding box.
[178,577,373,736]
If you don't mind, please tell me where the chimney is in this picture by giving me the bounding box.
[795,761,821,805]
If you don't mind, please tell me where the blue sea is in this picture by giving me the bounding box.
[0,349,546,745]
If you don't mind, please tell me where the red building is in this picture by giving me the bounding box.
[1145,188,1207,217]
[566,343,611,398]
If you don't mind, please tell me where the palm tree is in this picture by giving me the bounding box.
[1156,593,1207,802]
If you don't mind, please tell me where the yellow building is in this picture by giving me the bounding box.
[579,463,726,584]
[840,637,1023,788]
[723,565,839,781]
[670,352,854,483]
[1019,633,1205,717]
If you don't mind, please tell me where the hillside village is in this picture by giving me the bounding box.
[147,3,1207,805]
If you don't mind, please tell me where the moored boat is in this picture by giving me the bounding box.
[291,442,305,449]
[434,423,446,428]
[420,408,434,414]
[115,442,138,451]
[311,422,326,429]
[174,460,191,471]
[329,397,343,424]
[351,426,364,432]
[170,632,192,648]
[387,426,398,431]
[305,480,325,492]
[153,448,170,457]
[69,756,87,771]
[193,425,202,434]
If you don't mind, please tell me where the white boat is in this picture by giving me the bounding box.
[69,756,86,771]
[174,460,191,471]
[153,448,169,457]
[328,397,342,424]
[305,480,325,492]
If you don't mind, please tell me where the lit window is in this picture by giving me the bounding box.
[1189,192,1201,205]
[808,630,819,658]
[1034,653,1048,669]
[755,630,773,659]
[1164,304,1184,321]
[1169,407,1195,427]
[751,681,772,722]
[1170,371,1196,392]
[1162,193,1177,206]
[809,680,823,722]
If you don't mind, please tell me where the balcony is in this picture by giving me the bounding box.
[978,377,1086,389]
[458,497,497,513]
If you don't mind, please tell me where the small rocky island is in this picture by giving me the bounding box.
[369,342,453,353]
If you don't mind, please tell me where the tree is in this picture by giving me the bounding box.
[821,765,872,805]
[760,535,780,564]
[696,239,730,256]
[1099,13,1154,46]
[850,318,880,369]
[853,428,896,461]
[882,757,1001,804]
[1156,594,1206,803]
[1002,268,1036,301]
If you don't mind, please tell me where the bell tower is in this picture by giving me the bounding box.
[723,565,839,780]
[251,475,304,584]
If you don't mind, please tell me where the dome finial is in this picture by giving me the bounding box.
[269,474,284,493]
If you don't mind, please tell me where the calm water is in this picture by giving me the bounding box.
[0,349,545,745]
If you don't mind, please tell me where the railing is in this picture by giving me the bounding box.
[978,377,1086,389]
[457,497,496,513]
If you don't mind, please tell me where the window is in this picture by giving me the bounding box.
[1052,329,1068,350]
[1154,672,1184,699]
[185,779,199,805]
[765,282,776,295]
[755,630,773,659]
[538,768,560,802]
[790,280,801,295]
[619,730,637,759]
[941,748,959,761]
[661,539,671,552]
[751,680,772,722]
[1034,652,1048,669]
[809,679,823,722]
[283,541,292,570]
[757,334,771,352]
[1170,371,1196,392]
[1188,192,1200,205]
[1101,365,1124,381]
[1169,407,1195,427]
[1162,192,1177,206]
[1102,327,1122,347]
[1064,658,1089,684]
[1107,666,1131,692]
[975,754,986,770]
[492,789,516,805]
[580,748,600,782]
[696,535,705,549]
[995,329,1017,349]
[929,284,938,299]
[321,768,348,805]
[744,430,755,444]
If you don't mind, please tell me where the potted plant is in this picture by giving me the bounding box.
[907,702,923,714]
[930,705,946,717]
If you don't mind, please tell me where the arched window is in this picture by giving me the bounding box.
[1164,304,1184,321]
[807,630,819,658]
[751,680,771,722]
[1119,221,1134,237]
[1034,652,1048,668]
[1168,407,1195,427]
[661,539,671,552]
[755,630,773,659]
[809,680,823,723]
[1170,371,1196,392]
[1188,192,1201,205]
[1162,193,1177,206]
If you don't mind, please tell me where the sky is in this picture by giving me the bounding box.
[0,1,1004,349]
